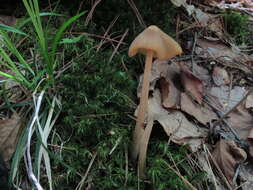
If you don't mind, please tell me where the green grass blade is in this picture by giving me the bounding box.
[50,12,85,70]
[17,12,64,29]
[59,35,84,44]
[0,24,28,36]
[0,29,35,75]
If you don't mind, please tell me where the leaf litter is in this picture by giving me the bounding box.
[134,1,253,187]
[0,113,22,162]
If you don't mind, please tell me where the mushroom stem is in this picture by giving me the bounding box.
[138,116,154,178]
[132,50,153,160]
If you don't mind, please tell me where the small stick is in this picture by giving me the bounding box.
[162,160,198,190]
[109,29,129,62]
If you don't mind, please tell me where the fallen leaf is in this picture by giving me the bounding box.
[0,15,16,26]
[208,86,246,111]
[239,163,253,190]
[0,113,22,162]
[149,90,208,152]
[178,61,211,88]
[138,60,182,108]
[195,39,253,73]
[181,93,217,125]
[179,62,204,104]
[212,66,230,86]
[228,103,253,157]
[245,94,253,109]
[198,151,225,190]
[158,77,180,109]
[212,139,247,186]
[194,9,223,37]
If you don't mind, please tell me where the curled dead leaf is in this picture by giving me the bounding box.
[179,62,203,104]
[212,139,247,186]
[181,93,217,125]
[149,90,208,152]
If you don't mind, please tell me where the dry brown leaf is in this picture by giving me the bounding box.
[208,86,246,111]
[149,90,208,152]
[138,59,181,108]
[228,103,253,157]
[194,9,223,37]
[212,66,230,86]
[212,139,247,186]
[195,39,253,73]
[245,94,253,109]
[198,151,225,190]
[0,113,22,162]
[158,77,180,109]
[179,62,203,104]
[181,93,217,125]
[0,15,16,26]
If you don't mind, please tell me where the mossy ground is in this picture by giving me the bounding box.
[5,0,252,189]
[50,1,204,189]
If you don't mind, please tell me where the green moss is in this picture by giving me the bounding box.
[9,1,209,189]
[224,10,250,44]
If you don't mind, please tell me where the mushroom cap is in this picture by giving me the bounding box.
[128,25,182,59]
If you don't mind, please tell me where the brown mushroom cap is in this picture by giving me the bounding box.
[128,25,182,59]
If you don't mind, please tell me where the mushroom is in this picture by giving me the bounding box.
[128,25,182,177]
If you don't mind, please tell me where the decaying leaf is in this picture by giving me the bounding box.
[0,113,22,162]
[208,86,246,111]
[195,39,253,73]
[239,163,253,190]
[198,151,224,190]
[179,62,204,104]
[149,90,208,152]
[212,139,247,186]
[212,66,230,86]
[181,93,217,125]
[245,94,253,109]
[158,77,180,109]
[194,9,223,37]
[0,15,16,26]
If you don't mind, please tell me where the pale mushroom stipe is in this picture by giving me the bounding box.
[128,25,182,178]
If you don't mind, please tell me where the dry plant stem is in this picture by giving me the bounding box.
[163,161,198,190]
[132,50,153,160]
[138,117,154,178]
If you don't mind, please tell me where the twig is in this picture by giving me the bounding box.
[65,32,127,45]
[96,16,119,52]
[162,160,198,190]
[85,0,102,25]
[126,0,146,28]
[191,32,197,74]
[124,144,129,186]
[205,145,233,190]
[109,29,129,62]
[75,152,97,190]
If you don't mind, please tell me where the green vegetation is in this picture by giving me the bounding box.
[224,10,251,45]
[0,0,210,189]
